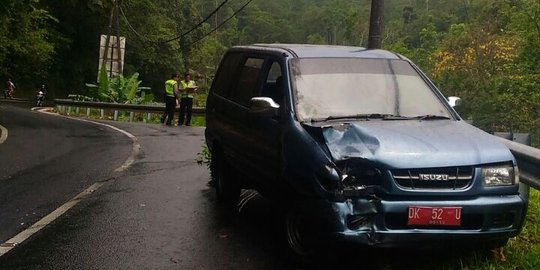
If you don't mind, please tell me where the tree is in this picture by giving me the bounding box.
[0,0,56,95]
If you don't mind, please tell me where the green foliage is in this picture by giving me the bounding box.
[0,0,57,93]
[447,190,540,270]
[94,69,153,104]
[3,0,540,147]
[196,143,211,168]
[98,66,110,99]
[67,94,95,101]
[475,75,540,134]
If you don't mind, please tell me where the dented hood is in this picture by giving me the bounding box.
[317,120,513,168]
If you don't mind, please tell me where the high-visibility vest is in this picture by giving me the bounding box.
[165,79,177,97]
[180,80,196,98]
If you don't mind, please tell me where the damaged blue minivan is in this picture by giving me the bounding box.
[204,44,529,257]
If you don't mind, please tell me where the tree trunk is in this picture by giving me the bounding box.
[368,0,384,49]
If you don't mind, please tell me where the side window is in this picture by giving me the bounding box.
[233,57,264,106]
[262,61,284,104]
[212,52,243,97]
[266,61,282,84]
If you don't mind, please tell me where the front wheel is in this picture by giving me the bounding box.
[281,207,317,267]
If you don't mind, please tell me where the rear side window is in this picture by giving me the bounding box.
[212,52,243,97]
[232,57,264,106]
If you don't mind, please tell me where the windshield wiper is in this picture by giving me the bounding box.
[311,113,389,123]
[413,114,452,120]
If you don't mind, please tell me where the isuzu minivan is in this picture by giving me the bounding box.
[204,44,528,257]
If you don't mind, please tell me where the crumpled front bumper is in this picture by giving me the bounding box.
[294,194,528,247]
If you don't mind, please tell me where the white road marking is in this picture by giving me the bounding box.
[35,108,140,173]
[0,109,140,257]
[0,124,7,144]
[0,182,105,256]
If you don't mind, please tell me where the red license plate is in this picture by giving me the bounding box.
[407,206,462,226]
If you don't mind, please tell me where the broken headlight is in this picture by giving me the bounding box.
[317,164,342,191]
[341,167,382,197]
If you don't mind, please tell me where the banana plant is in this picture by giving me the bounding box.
[86,67,153,104]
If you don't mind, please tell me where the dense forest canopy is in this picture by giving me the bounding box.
[1,0,540,137]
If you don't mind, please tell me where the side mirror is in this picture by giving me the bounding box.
[249,97,280,117]
[447,96,462,108]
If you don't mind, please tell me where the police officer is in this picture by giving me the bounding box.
[161,73,179,126]
[178,72,197,126]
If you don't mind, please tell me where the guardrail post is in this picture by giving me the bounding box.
[114,110,119,121]
[86,108,91,117]
[129,111,134,122]
[147,113,152,122]
[67,106,72,115]
[494,132,531,146]
[76,107,80,115]
[100,109,104,119]
[514,133,532,146]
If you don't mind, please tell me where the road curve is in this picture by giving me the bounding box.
[0,105,132,246]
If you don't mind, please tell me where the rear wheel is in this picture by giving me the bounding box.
[211,149,240,206]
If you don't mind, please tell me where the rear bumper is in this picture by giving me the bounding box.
[295,194,528,247]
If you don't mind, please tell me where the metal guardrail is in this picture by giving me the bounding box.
[54,99,205,122]
[54,99,205,113]
[497,137,540,190]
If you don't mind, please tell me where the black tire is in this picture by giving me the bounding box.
[281,207,316,267]
[211,149,240,206]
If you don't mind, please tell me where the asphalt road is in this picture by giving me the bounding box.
[0,105,301,269]
[0,103,489,270]
[0,104,131,243]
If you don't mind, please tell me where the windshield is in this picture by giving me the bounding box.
[290,58,452,121]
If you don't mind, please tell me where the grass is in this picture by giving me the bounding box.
[441,189,540,270]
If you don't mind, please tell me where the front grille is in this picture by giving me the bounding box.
[392,166,474,190]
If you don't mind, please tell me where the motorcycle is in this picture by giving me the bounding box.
[4,88,13,99]
[36,90,45,106]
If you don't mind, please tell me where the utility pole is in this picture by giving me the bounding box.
[100,0,122,79]
[367,0,384,49]
[101,0,116,79]
[115,0,123,76]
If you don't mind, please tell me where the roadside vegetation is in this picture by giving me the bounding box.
[442,189,540,270]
